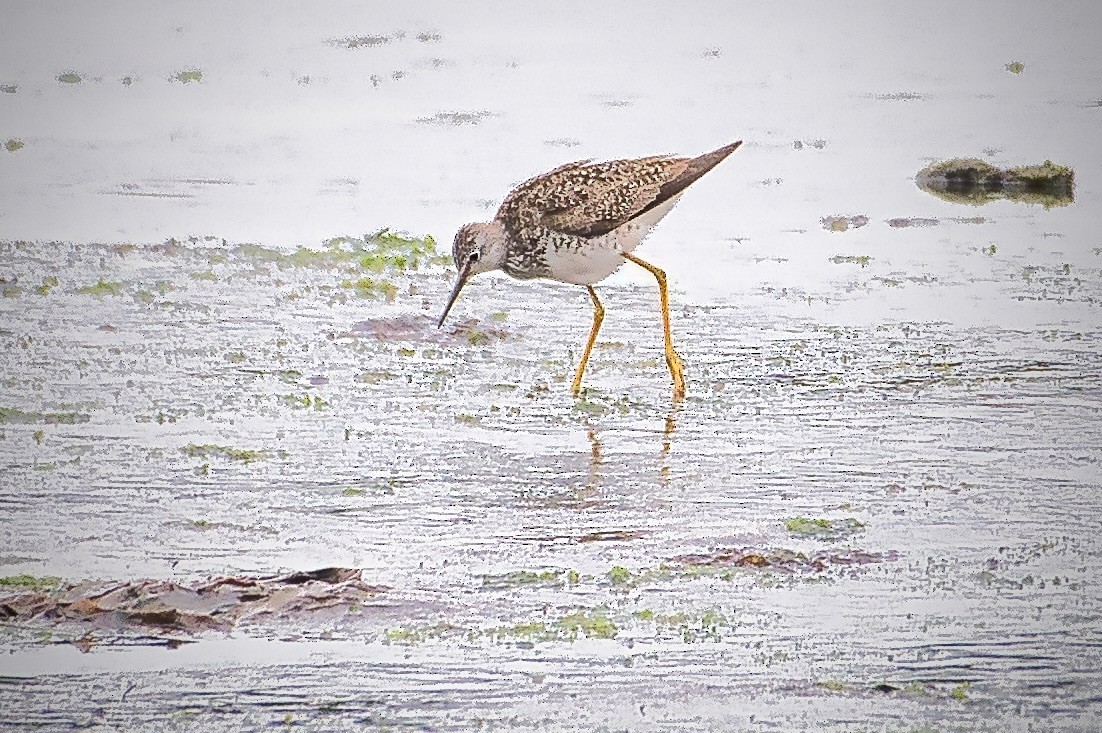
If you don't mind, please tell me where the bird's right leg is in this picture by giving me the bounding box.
[571,285,605,396]
[622,252,686,399]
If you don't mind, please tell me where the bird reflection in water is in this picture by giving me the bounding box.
[660,406,679,489]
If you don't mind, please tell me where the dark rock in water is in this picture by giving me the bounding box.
[916,158,1074,208]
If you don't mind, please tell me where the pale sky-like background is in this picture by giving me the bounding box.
[2,2,1099,270]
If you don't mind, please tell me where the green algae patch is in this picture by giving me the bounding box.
[77,279,123,297]
[633,608,731,643]
[233,243,287,264]
[1005,61,1025,74]
[917,158,1074,208]
[4,139,24,152]
[482,569,566,589]
[0,407,89,425]
[182,443,267,463]
[0,574,63,592]
[36,276,59,295]
[465,329,490,346]
[784,517,865,541]
[556,609,618,640]
[57,72,82,84]
[821,215,869,232]
[830,255,872,267]
[173,69,203,84]
[341,277,398,301]
[607,565,633,585]
[384,622,455,645]
[235,230,443,275]
[493,621,552,642]
[818,680,849,693]
[668,545,894,576]
[356,229,447,271]
[281,393,328,410]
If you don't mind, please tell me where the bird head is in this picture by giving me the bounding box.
[437,221,506,327]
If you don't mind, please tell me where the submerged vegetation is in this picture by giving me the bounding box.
[76,278,123,296]
[821,215,869,232]
[481,569,580,589]
[0,574,62,592]
[784,517,865,540]
[556,609,618,640]
[830,255,872,267]
[182,443,267,463]
[235,229,445,275]
[281,393,329,410]
[35,275,59,295]
[0,407,89,425]
[173,69,203,84]
[341,277,399,301]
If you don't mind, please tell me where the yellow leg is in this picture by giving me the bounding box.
[622,252,686,399]
[571,285,604,396]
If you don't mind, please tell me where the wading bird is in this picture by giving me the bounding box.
[438,141,742,399]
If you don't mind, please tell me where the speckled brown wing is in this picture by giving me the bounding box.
[495,156,691,241]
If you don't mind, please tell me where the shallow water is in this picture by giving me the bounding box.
[2,2,1102,731]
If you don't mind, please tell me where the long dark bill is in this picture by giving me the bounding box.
[436,263,471,328]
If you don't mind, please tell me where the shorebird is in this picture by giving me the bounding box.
[437,140,742,399]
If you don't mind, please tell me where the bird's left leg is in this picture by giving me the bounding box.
[571,285,605,396]
[621,252,685,399]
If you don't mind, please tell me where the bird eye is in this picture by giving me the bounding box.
[468,251,480,262]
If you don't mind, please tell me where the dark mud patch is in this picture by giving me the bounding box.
[916,158,1074,207]
[0,568,385,634]
[349,315,512,346]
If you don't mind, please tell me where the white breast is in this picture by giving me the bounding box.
[543,193,684,285]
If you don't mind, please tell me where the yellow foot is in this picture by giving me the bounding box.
[667,349,686,400]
